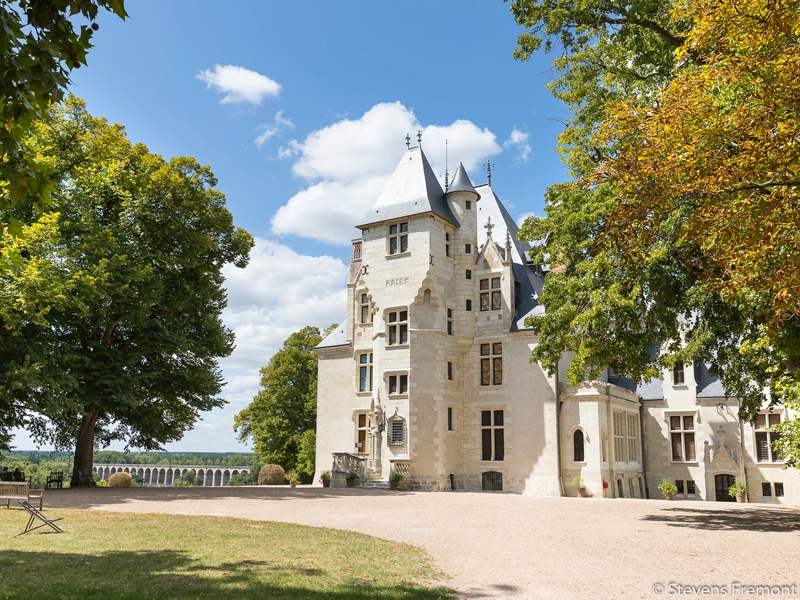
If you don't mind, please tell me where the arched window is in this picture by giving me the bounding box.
[574,429,585,462]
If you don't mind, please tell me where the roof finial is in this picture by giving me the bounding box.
[485,217,494,238]
[405,133,411,149]
[417,130,422,146]
[505,229,512,260]
[444,139,449,190]
[485,161,494,186]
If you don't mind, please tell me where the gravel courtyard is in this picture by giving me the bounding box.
[46,487,799,599]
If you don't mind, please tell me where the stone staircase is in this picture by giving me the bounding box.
[358,480,390,490]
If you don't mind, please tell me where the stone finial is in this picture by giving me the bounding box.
[505,230,512,260]
[485,217,494,238]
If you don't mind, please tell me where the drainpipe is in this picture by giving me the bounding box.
[737,397,749,502]
[555,362,564,496]
[639,401,650,499]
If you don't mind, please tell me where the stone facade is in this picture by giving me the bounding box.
[314,145,799,504]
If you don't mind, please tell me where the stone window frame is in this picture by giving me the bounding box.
[387,413,407,448]
[385,370,409,397]
[445,231,452,258]
[479,275,502,312]
[387,221,409,256]
[478,338,504,388]
[480,407,505,462]
[447,306,454,335]
[357,290,373,325]
[465,243,472,254]
[385,307,409,348]
[664,410,700,464]
[627,413,640,463]
[672,360,687,386]
[447,406,455,432]
[567,425,588,466]
[353,410,370,455]
[466,299,472,311]
[355,351,373,394]
[754,410,783,463]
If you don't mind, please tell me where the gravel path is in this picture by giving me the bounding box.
[45,487,800,599]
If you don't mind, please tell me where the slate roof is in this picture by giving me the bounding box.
[607,345,665,400]
[510,263,546,331]
[695,363,729,398]
[315,320,350,350]
[446,162,480,198]
[475,183,532,265]
[358,146,459,228]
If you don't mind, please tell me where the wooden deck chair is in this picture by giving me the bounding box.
[17,500,63,535]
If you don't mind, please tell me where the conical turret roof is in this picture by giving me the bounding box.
[445,162,480,199]
[358,146,459,228]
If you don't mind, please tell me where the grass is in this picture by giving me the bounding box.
[0,509,454,600]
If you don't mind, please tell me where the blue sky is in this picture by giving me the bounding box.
[11,1,569,453]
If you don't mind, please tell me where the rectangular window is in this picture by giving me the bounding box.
[480,278,502,311]
[687,480,696,495]
[389,374,408,395]
[466,269,472,280]
[627,414,640,462]
[762,482,773,498]
[388,222,408,255]
[614,412,627,462]
[447,407,453,431]
[387,310,408,346]
[481,409,504,461]
[447,361,454,381]
[480,342,503,385]
[447,308,454,335]
[465,200,472,210]
[445,233,451,257]
[466,299,472,311]
[673,361,685,384]
[676,480,685,495]
[669,414,696,462]
[359,293,372,324]
[356,413,369,454]
[775,482,784,497]
[756,413,782,462]
[389,419,404,446]
[465,243,471,254]
[358,353,373,392]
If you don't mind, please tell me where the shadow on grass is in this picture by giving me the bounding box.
[0,548,453,600]
[641,506,800,532]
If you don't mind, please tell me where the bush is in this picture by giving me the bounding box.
[96,479,109,487]
[226,472,255,486]
[257,465,285,485]
[109,472,132,488]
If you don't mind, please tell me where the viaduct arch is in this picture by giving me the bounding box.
[93,464,251,487]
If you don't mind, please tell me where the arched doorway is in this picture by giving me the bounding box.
[715,474,736,502]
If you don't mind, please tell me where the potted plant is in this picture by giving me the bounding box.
[573,475,588,498]
[345,471,359,488]
[729,479,748,503]
[658,478,678,500]
[286,470,299,488]
[319,470,331,488]
[389,472,405,491]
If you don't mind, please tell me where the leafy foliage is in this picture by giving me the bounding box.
[235,325,337,481]
[0,97,254,482]
[0,0,127,246]
[225,471,256,486]
[173,469,202,487]
[508,0,800,461]
[257,464,285,485]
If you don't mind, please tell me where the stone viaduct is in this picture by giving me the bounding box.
[93,464,251,487]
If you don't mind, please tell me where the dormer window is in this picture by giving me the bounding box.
[389,222,408,255]
[673,361,685,385]
[480,277,501,311]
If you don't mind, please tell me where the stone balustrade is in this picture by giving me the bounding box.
[331,453,366,487]
[389,459,411,477]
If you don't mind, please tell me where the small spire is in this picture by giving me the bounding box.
[505,230,512,261]
[444,139,449,190]
[417,130,422,145]
[485,217,494,238]
[405,133,411,149]
[485,161,494,185]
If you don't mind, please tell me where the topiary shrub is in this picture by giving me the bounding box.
[109,472,132,488]
[257,464,285,485]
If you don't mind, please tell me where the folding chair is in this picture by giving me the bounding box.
[17,500,63,535]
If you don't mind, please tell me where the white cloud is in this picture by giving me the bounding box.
[197,64,282,105]
[220,237,347,371]
[504,127,532,163]
[254,111,295,149]
[272,102,502,245]
[516,211,537,227]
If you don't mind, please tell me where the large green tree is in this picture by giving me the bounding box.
[507,0,800,461]
[0,97,253,484]
[234,325,336,484]
[1,0,127,245]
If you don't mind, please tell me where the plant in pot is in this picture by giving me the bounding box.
[345,471,359,488]
[319,470,331,488]
[573,475,588,498]
[389,472,405,491]
[286,470,299,488]
[658,478,678,500]
[729,479,748,503]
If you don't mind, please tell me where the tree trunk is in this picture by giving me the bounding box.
[71,409,100,487]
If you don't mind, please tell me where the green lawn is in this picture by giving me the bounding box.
[0,509,454,600]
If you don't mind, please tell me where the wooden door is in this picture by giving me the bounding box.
[715,474,735,502]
